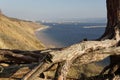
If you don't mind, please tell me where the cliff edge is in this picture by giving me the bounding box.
[0,13,45,50]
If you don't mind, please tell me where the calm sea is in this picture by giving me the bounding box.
[41,23,106,47]
[37,22,110,65]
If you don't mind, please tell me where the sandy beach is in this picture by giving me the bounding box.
[35,26,63,48]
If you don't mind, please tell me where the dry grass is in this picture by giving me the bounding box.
[0,14,45,50]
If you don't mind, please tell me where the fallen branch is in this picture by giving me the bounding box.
[0,40,119,80]
[0,51,37,63]
[22,40,118,80]
[74,46,120,66]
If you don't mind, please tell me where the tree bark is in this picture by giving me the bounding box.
[99,0,120,40]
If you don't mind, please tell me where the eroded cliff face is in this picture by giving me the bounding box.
[0,13,45,50]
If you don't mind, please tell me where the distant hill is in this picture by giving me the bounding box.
[0,13,45,50]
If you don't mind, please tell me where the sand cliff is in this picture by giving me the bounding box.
[0,13,45,50]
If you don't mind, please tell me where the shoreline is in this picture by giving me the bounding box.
[35,25,63,48]
[35,25,50,31]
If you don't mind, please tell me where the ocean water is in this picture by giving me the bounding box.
[41,23,106,47]
[37,22,110,66]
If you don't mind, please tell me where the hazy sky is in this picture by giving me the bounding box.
[0,0,106,21]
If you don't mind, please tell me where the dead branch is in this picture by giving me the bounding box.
[0,51,37,63]
[0,40,119,80]
[22,40,119,80]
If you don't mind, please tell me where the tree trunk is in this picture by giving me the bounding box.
[99,0,120,40]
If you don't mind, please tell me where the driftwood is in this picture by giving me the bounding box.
[22,40,120,80]
[0,40,120,80]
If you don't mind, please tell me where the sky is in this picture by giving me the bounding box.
[0,0,106,21]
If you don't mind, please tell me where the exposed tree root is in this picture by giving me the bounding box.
[0,40,120,80]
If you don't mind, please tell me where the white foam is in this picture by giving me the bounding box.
[36,26,50,31]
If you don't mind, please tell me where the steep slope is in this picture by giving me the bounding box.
[0,14,45,50]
